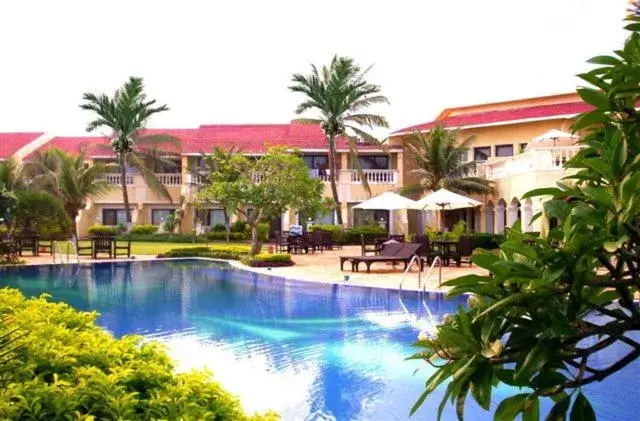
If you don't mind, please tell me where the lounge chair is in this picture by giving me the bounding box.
[412,234,435,265]
[340,243,422,273]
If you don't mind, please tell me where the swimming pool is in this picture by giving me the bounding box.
[0,260,638,420]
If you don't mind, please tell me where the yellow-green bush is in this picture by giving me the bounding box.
[130,224,159,235]
[0,288,277,420]
[241,253,293,267]
[158,244,254,260]
[87,225,118,235]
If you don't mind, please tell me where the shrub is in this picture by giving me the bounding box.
[469,233,505,250]
[343,224,387,244]
[88,225,117,235]
[163,213,177,233]
[212,223,227,232]
[0,289,276,420]
[241,253,294,267]
[204,231,248,241]
[230,220,248,232]
[308,224,343,242]
[256,223,270,242]
[13,190,70,236]
[130,224,159,235]
[158,244,254,260]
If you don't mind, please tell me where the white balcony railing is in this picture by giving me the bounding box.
[485,146,581,180]
[156,173,182,186]
[310,169,332,182]
[103,174,134,185]
[348,169,398,184]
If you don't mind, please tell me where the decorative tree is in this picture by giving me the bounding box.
[401,125,494,196]
[410,16,640,421]
[80,77,179,229]
[289,56,389,225]
[197,148,326,255]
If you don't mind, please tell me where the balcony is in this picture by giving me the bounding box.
[155,173,182,186]
[102,174,134,185]
[346,169,397,184]
[484,146,581,180]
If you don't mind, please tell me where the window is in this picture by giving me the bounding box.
[303,155,329,170]
[151,209,175,225]
[495,144,514,157]
[519,143,529,153]
[357,155,389,170]
[102,209,128,226]
[473,147,491,162]
[459,149,470,162]
[154,159,181,173]
[209,209,226,226]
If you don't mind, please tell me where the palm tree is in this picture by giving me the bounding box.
[28,148,115,241]
[401,125,494,196]
[289,56,389,225]
[0,160,24,231]
[79,76,179,228]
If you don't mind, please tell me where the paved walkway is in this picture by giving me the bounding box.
[240,245,487,292]
[14,245,486,292]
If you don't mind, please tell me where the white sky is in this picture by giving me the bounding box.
[0,0,630,137]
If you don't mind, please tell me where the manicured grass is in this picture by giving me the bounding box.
[70,241,250,256]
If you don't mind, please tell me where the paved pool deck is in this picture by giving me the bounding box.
[15,245,486,292]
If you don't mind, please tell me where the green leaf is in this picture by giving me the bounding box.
[572,110,607,131]
[545,394,571,421]
[471,252,500,270]
[470,364,493,410]
[586,55,621,66]
[570,393,596,421]
[515,344,551,382]
[500,240,538,260]
[577,88,609,109]
[410,389,429,416]
[443,274,491,287]
[582,158,612,179]
[522,187,563,199]
[474,293,525,322]
[523,397,540,421]
[494,394,528,421]
[456,381,470,421]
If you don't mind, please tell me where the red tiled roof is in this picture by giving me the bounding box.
[0,132,44,158]
[40,136,111,156]
[393,101,594,134]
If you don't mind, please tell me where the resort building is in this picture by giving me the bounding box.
[1,92,589,236]
[390,92,590,234]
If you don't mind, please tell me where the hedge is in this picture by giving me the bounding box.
[130,224,159,235]
[0,288,276,420]
[204,231,248,241]
[117,233,209,243]
[157,245,254,260]
[241,253,294,267]
[343,224,387,244]
[87,225,118,235]
[469,233,505,250]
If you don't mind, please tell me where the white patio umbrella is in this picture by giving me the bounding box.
[353,192,417,233]
[410,188,481,230]
[527,129,578,149]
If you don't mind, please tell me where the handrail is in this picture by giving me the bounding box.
[52,240,80,264]
[422,256,442,294]
[398,254,422,293]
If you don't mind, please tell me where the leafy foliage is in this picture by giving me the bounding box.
[80,76,179,225]
[87,225,118,235]
[13,190,69,236]
[158,245,253,260]
[26,148,114,239]
[204,231,248,241]
[241,253,294,267]
[289,55,389,224]
[130,224,159,235]
[409,17,640,420]
[197,148,325,255]
[0,289,276,420]
[402,125,493,196]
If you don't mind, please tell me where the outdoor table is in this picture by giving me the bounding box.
[431,239,458,266]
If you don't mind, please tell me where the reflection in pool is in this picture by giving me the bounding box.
[0,260,638,420]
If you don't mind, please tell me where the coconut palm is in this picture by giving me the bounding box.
[0,159,28,231]
[28,148,115,241]
[80,76,179,227]
[401,125,494,196]
[289,56,389,225]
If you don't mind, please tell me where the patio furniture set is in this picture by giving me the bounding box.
[0,233,131,260]
[340,234,474,273]
[275,229,341,254]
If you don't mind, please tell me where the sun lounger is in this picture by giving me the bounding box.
[340,243,422,273]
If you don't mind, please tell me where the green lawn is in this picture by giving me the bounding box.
[70,240,250,256]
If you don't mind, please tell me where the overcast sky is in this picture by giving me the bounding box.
[0,0,630,137]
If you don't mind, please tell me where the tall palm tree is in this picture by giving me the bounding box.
[402,125,494,196]
[289,56,389,225]
[79,76,179,227]
[27,148,115,241]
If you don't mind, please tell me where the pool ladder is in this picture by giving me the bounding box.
[52,240,80,264]
[398,256,442,337]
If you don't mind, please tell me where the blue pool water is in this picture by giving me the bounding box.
[0,260,638,420]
